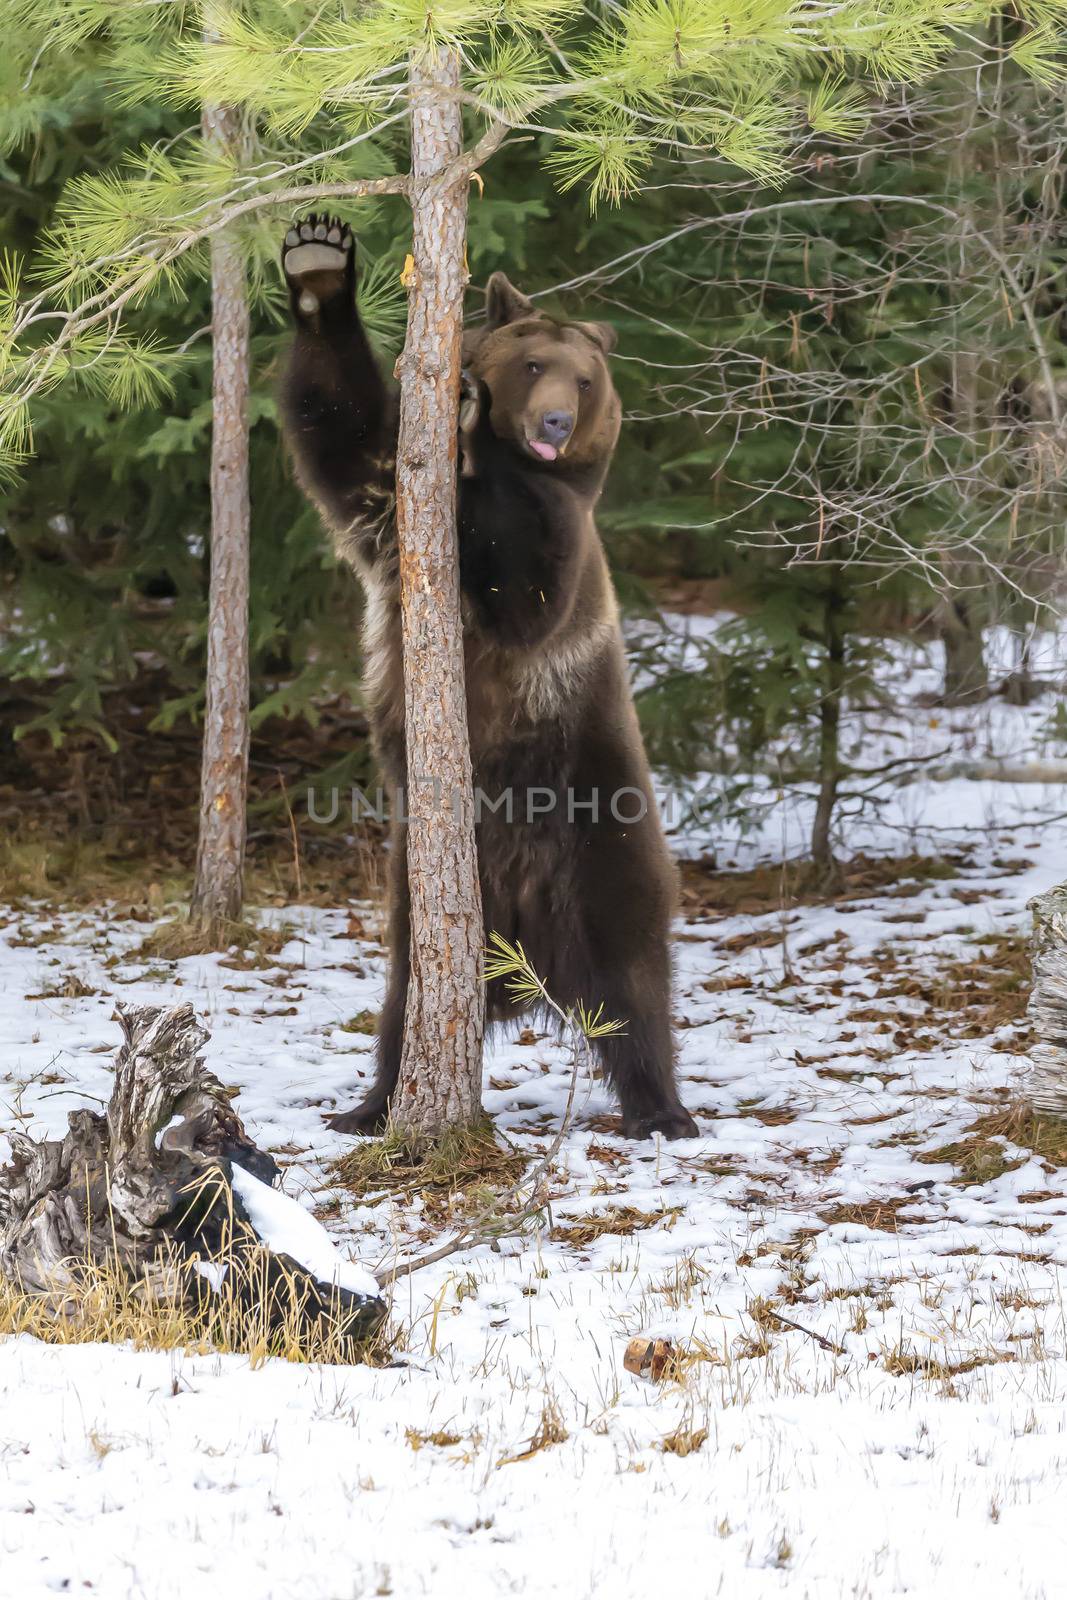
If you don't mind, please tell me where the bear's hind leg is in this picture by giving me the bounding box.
[326,974,404,1135]
[326,829,408,1136]
[572,934,697,1145]
[587,960,698,1141]
[570,821,698,1140]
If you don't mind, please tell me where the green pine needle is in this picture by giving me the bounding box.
[805,76,870,140]
[1009,26,1067,87]
[483,932,625,1038]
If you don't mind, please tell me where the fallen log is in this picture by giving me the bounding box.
[0,1003,385,1357]
[926,759,1067,784]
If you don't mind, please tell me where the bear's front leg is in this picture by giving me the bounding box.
[279,215,396,564]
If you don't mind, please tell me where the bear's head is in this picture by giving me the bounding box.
[463,273,621,478]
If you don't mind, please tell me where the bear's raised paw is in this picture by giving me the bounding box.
[282,214,354,320]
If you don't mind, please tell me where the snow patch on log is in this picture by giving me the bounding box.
[229,1162,380,1300]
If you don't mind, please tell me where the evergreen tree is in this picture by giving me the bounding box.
[3,0,1065,1130]
[558,44,1067,859]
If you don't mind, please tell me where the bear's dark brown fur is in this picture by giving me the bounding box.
[279,215,697,1140]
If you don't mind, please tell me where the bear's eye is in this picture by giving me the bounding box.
[577,377,592,393]
[526,360,542,375]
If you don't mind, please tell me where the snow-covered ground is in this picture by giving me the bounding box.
[3,626,1067,1599]
[641,615,1067,861]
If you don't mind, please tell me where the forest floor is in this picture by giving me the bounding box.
[2,625,1067,1599]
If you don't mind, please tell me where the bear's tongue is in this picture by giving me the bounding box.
[530,439,558,461]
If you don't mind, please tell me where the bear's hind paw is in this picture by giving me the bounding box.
[622,1107,699,1142]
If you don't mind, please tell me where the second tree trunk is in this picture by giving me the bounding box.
[191,99,251,938]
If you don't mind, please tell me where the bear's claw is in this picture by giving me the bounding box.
[325,1085,391,1136]
[459,367,481,433]
[622,1108,699,1142]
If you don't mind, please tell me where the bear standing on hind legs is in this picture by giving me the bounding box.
[279,215,698,1142]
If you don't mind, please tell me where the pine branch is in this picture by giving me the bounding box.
[374,940,619,1287]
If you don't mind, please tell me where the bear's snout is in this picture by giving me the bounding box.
[540,410,575,448]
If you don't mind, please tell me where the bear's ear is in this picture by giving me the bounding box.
[485,271,535,330]
[573,320,617,355]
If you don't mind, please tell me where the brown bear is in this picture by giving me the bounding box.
[280,214,697,1141]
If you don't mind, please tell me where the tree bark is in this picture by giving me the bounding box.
[190,99,251,939]
[1027,886,1067,1116]
[392,48,485,1136]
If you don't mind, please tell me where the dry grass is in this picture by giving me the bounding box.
[819,1195,922,1231]
[134,917,295,964]
[662,1338,729,1379]
[26,971,99,1000]
[735,1100,798,1127]
[997,1288,1050,1311]
[870,932,1032,1048]
[916,1137,1026,1187]
[0,678,384,914]
[338,1008,378,1035]
[498,1399,568,1465]
[405,1427,465,1450]
[773,1536,794,1568]
[0,823,382,918]
[327,1122,529,1227]
[0,834,184,911]
[653,1253,706,1312]
[661,1414,709,1457]
[0,1242,385,1367]
[679,852,963,922]
[882,1343,1015,1381]
[824,1280,899,1304]
[717,927,790,954]
[550,1204,683,1247]
[975,1102,1067,1167]
[918,1102,1067,1185]
[745,1296,785,1339]
[585,1141,631,1167]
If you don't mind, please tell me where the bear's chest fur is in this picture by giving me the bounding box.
[358,525,619,785]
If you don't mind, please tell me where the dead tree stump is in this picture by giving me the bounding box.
[0,1004,384,1355]
[1028,885,1067,1117]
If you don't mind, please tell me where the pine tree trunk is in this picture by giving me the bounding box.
[1027,885,1067,1115]
[392,48,485,1136]
[939,322,988,707]
[938,75,989,708]
[811,581,845,870]
[939,591,988,704]
[190,101,250,940]
[1002,631,1037,706]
